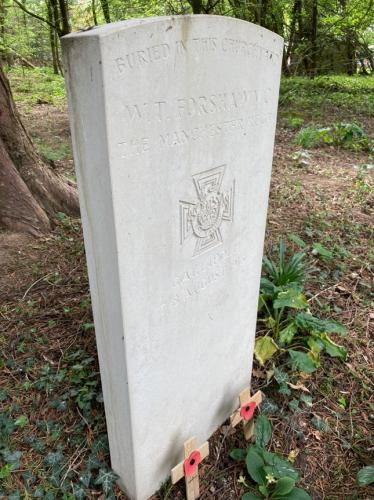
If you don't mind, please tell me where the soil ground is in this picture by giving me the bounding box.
[0,71,373,499]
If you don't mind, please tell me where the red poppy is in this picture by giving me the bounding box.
[240,401,257,421]
[183,450,201,477]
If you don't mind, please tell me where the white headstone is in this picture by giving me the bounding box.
[62,16,283,500]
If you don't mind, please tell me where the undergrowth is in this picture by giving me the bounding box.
[6,66,65,107]
[279,75,374,116]
[295,122,372,151]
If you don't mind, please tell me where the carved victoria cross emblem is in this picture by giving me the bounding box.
[180,165,235,257]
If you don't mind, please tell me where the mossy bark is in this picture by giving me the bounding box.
[0,64,79,235]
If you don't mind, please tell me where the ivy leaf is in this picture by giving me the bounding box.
[25,435,45,453]
[230,448,247,461]
[288,399,300,413]
[79,469,92,488]
[245,447,266,485]
[254,415,272,448]
[0,414,15,436]
[260,398,280,415]
[288,350,317,374]
[357,465,374,486]
[311,416,330,432]
[48,467,61,487]
[295,313,347,336]
[274,368,289,385]
[92,434,109,454]
[278,383,292,396]
[273,476,296,496]
[300,394,313,407]
[22,470,35,487]
[94,468,118,495]
[2,450,22,469]
[274,289,308,310]
[255,336,278,365]
[73,484,87,500]
[85,453,102,470]
[44,451,64,468]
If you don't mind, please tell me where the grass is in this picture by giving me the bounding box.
[35,139,71,162]
[1,68,373,498]
[6,66,66,108]
[279,74,374,116]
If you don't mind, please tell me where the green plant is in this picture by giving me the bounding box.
[35,140,71,162]
[356,465,374,486]
[284,115,304,129]
[295,123,371,151]
[231,416,311,499]
[256,240,347,371]
[354,164,374,204]
[294,127,321,148]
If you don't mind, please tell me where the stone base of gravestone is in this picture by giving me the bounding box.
[62,16,283,500]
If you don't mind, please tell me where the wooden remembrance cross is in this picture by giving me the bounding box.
[171,437,209,500]
[230,388,263,440]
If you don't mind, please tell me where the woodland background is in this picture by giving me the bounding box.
[1,0,374,78]
[0,1,373,499]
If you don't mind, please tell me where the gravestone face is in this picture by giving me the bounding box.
[62,16,283,500]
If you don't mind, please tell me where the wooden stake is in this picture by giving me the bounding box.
[171,437,209,500]
[230,389,263,440]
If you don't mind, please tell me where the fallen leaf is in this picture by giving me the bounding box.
[288,382,310,392]
[312,430,322,441]
[288,449,300,463]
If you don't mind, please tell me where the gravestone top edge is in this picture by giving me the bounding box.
[61,14,284,46]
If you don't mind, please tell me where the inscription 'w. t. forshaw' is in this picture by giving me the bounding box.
[180,165,235,257]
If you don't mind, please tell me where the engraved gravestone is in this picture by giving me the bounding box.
[62,15,283,500]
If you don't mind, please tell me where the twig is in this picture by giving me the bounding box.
[22,274,52,300]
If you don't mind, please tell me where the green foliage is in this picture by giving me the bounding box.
[257,239,347,372]
[280,76,374,116]
[254,416,272,448]
[6,67,66,107]
[295,123,371,151]
[231,416,311,499]
[356,465,374,486]
[0,344,117,498]
[284,115,304,129]
[255,337,278,366]
[35,140,71,162]
[354,163,374,205]
[262,240,307,287]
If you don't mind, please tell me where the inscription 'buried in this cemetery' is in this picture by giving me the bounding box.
[62,15,283,500]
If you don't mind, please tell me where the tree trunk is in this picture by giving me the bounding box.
[346,31,356,75]
[47,0,59,74]
[309,0,318,77]
[189,0,203,14]
[58,0,70,35]
[283,0,302,75]
[0,64,79,235]
[92,0,98,26]
[100,0,110,23]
